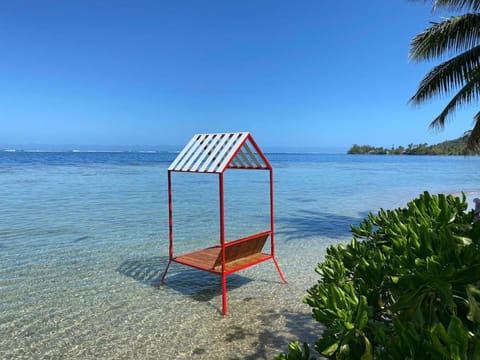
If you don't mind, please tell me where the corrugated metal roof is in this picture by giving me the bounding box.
[168,132,270,173]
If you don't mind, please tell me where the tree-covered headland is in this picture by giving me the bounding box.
[348,133,480,155]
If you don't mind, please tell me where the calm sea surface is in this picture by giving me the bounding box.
[1,152,479,359]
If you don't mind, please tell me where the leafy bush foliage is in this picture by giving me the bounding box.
[278,192,480,359]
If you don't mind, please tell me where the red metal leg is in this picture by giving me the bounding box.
[160,260,172,284]
[222,274,227,315]
[273,258,287,284]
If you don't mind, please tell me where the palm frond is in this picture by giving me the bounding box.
[468,111,480,148]
[410,0,480,144]
[433,0,480,12]
[427,71,480,129]
[410,0,480,12]
[410,13,480,61]
[410,45,480,103]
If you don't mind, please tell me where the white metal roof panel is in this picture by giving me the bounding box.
[168,132,270,173]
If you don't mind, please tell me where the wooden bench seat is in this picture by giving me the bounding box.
[173,232,271,274]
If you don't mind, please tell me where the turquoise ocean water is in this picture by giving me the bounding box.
[1,151,479,359]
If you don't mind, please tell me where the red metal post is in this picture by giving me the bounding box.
[160,260,171,284]
[168,170,174,260]
[247,134,272,169]
[219,172,227,315]
[221,274,227,315]
[269,168,287,284]
[273,258,287,283]
[160,170,174,283]
[269,168,274,256]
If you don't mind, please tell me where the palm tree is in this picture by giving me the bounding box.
[409,0,480,148]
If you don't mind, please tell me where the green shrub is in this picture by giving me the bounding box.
[277,192,480,359]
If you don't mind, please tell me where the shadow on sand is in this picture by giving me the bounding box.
[116,256,252,302]
[212,307,323,360]
[276,208,371,241]
[117,256,323,358]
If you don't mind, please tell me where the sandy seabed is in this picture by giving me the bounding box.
[0,235,332,360]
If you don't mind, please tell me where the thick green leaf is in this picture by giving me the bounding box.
[354,295,369,330]
[360,333,373,360]
[466,285,480,323]
[447,316,469,357]
[321,341,339,356]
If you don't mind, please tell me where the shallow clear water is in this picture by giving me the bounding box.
[1,152,479,359]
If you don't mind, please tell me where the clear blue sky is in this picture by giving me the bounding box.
[0,0,475,150]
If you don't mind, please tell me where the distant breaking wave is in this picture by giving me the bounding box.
[0,149,180,154]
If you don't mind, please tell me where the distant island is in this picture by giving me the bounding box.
[348,133,479,155]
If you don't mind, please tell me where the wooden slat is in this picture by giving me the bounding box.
[214,234,267,267]
[215,253,271,272]
[174,246,220,270]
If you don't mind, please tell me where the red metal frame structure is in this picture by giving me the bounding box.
[160,132,287,315]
